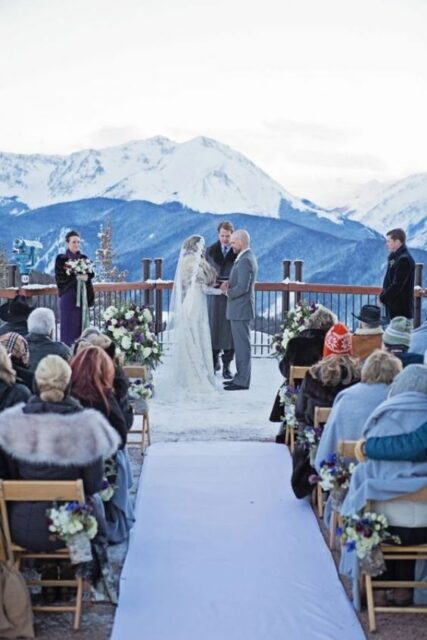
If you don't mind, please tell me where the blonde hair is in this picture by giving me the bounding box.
[0,344,16,386]
[310,354,361,387]
[361,349,402,385]
[35,355,72,403]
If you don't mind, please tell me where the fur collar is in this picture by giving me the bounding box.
[0,403,120,466]
[354,327,383,335]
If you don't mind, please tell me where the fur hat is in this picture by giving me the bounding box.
[383,316,412,349]
[0,332,29,365]
[0,295,35,322]
[323,323,352,357]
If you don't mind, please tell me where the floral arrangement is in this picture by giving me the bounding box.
[271,301,319,358]
[318,453,355,507]
[64,257,94,276]
[128,379,154,401]
[47,501,98,542]
[103,303,162,367]
[278,384,299,430]
[338,512,400,575]
[99,459,117,503]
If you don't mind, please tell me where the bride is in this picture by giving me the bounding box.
[155,235,225,401]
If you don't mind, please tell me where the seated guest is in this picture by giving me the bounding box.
[383,316,423,367]
[314,350,402,471]
[70,346,134,543]
[410,316,427,357]
[0,332,33,391]
[75,327,133,430]
[0,344,31,412]
[356,418,427,463]
[270,305,336,430]
[26,307,71,372]
[351,304,383,361]
[0,355,120,553]
[341,365,427,606]
[0,294,35,337]
[295,323,361,428]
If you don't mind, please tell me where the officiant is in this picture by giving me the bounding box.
[206,221,237,379]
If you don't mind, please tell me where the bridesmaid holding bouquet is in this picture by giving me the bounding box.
[55,230,95,346]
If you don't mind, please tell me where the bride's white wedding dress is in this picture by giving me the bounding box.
[155,235,223,402]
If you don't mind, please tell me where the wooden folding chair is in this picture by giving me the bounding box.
[124,365,151,454]
[313,407,332,518]
[0,479,87,630]
[285,366,310,452]
[364,486,427,632]
[328,440,358,549]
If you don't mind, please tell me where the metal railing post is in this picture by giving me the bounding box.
[154,258,163,333]
[282,260,291,320]
[414,263,424,328]
[294,260,304,305]
[6,265,17,288]
[142,259,152,308]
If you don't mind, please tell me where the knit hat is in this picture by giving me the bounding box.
[383,316,412,349]
[389,364,427,397]
[0,332,29,365]
[323,323,352,357]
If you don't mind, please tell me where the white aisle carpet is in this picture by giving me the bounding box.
[112,442,365,640]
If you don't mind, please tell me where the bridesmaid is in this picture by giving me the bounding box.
[55,230,95,346]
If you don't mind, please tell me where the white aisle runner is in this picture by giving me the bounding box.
[112,442,365,640]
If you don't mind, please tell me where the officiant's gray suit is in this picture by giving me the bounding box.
[226,248,258,388]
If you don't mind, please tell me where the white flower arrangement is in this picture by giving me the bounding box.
[339,512,400,560]
[64,257,94,276]
[47,502,98,542]
[103,302,162,367]
[271,301,319,358]
[128,379,154,400]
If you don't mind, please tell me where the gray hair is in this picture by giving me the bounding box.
[389,364,427,397]
[27,307,56,336]
[361,349,402,385]
[232,229,250,246]
[307,306,336,332]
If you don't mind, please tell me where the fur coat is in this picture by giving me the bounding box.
[0,402,120,551]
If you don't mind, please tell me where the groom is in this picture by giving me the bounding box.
[220,229,258,390]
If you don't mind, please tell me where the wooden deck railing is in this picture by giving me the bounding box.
[1,280,426,355]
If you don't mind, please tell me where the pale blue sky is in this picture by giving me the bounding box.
[0,0,426,204]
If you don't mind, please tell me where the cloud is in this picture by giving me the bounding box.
[285,148,388,172]
[263,118,352,143]
[86,125,147,149]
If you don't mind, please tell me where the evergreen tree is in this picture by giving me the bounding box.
[96,216,127,282]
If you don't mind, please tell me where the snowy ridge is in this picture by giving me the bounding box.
[0,136,314,218]
[343,173,427,249]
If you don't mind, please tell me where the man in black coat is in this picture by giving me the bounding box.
[380,228,415,320]
[26,307,71,373]
[0,294,35,337]
[206,221,237,379]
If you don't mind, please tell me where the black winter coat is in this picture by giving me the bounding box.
[295,370,359,427]
[206,241,237,282]
[0,395,120,552]
[0,379,31,412]
[76,391,129,448]
[26,333,71,373]
[113,365,134,431]
[380,244,415,319]
[269,329,327,422]
[55,252,95,307]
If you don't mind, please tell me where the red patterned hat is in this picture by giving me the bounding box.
[323,323,352,357]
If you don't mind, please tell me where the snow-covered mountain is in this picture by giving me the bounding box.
[342,173,427,249]
[0,136,322,218]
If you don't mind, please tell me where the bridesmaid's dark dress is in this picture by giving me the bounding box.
[55,250,95,346]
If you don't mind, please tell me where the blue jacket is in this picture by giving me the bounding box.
[366,419,427,462]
